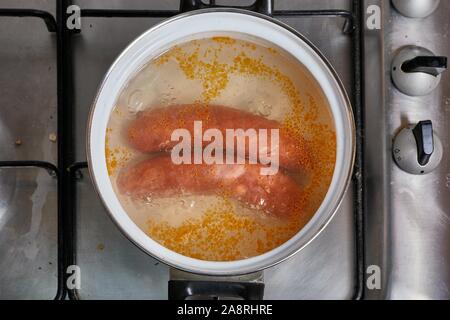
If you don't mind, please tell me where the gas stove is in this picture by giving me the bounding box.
[0,0,448,300]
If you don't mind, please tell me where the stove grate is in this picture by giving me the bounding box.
[0,0,365,300]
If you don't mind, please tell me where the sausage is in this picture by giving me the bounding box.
[127,104,310,172]
[117,155,304,218]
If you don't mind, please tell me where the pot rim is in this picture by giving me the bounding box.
[87,8,356,276]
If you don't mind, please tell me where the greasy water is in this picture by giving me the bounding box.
[106,34,337,261]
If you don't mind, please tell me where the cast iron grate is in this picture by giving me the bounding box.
[0,0,365,300]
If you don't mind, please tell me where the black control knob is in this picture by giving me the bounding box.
[412,121,435,166]
[402,56,448,77]
[392,46,448,96]
[393,120,443,175]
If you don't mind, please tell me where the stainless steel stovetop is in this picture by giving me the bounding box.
[0,0,448,300]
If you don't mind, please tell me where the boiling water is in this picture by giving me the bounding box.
[106,34,336,261]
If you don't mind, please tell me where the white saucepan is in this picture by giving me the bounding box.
[87,9,355,276]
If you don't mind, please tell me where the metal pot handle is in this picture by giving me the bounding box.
[168,280,265,300]
[180,0,273,16]
[169,269,265,300]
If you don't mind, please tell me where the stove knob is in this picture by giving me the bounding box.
[392,46,447,96]
[393,120,443,175]
[392,0,440,18]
